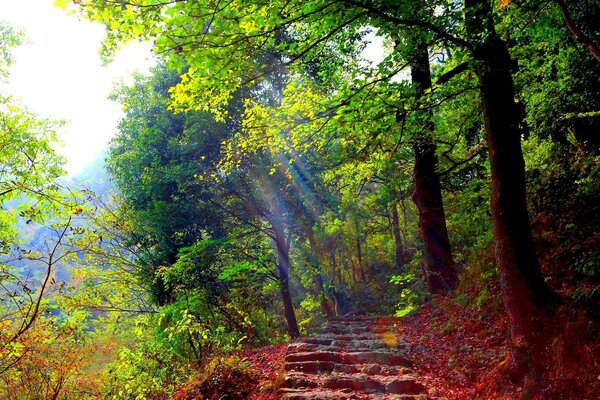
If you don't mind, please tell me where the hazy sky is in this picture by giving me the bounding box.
[2,1,155,175]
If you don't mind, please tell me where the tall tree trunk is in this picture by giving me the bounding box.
[330,250,338,284]
[409,31,458,293]
[464,0,559,379]
[356,236,366,281]
[391,202,405,272]
[302,222,337,317]
[273,228,300,338]
[266,206,300,338]
[316,273,336,319]
[281,179,329,295]
[350,260,358,284]
[353,216,367,281]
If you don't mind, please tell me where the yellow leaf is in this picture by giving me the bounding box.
[497,0,510,9]
[53,0,68,11]
[132,25,143,36]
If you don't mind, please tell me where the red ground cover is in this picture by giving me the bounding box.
[244,343,287,399]
[174,298,599,399]
[401,297,600,400]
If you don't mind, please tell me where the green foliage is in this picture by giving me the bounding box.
[103,342,176,400]
[38,0,600,396]
[389,273,417,286]
[511,1,600,144]
[156,293,247,360]
[0,22,22,79]
[161,239,230,294]
[390,273,422,317]
[0,99,66,248]
[527,148,600,281]
[0,21,101,399]
[105,65,238,305]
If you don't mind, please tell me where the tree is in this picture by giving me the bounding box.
[66,0,464,295]
[464,0,559,379]
[67,0,585,385]
[106,65,307,337]
[403,19,458,292]
[0,22,109,398]
[0,19,78,376]
[108,67,228,263]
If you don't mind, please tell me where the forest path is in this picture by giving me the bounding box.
[279,316,443,400]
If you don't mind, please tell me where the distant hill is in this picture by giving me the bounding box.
[7,151,116,283]
[66,151,115,196]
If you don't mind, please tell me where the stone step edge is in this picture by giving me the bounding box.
[280,374,429,394]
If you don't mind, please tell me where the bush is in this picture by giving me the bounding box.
[173,356,258,400]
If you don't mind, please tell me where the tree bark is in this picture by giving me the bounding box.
[464,0,559,379]
[273,227,300,338]
[356,236,366,281]
[330,250,338,284]
[264,201,301,339]
[555,0,600,63]
[409,31,458,293]
[391,202,405,272]
[299,218,337,318]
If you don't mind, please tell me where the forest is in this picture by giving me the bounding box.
[0,0,599,399]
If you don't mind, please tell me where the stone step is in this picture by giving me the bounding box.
[285,361,358,374]
[282,316,434,400]
[327,325,400,335]
[344,351,412,367]
[279,389,353,399]
[301,337,333,345]
[284,372,320,389]
[285,372,426,395]
[322,374,385,392]
[288,340,406,355]
[285,350,412,367]
[285,351,347,364]
[318,334,379,340]
[279,388,356,399]
[291,337,408,352]
[329,339,408,351]
[287,342,323,353]
[280,389,436,400]
[285,361,411,375]
[363,395,438,400]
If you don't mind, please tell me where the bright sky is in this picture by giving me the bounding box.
[2,1,155,175]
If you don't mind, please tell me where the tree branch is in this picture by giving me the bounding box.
[556,0,600,62]
[342,0,473,50]
[435,62,469,85]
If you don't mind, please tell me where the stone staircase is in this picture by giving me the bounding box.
[280,316,442,399]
